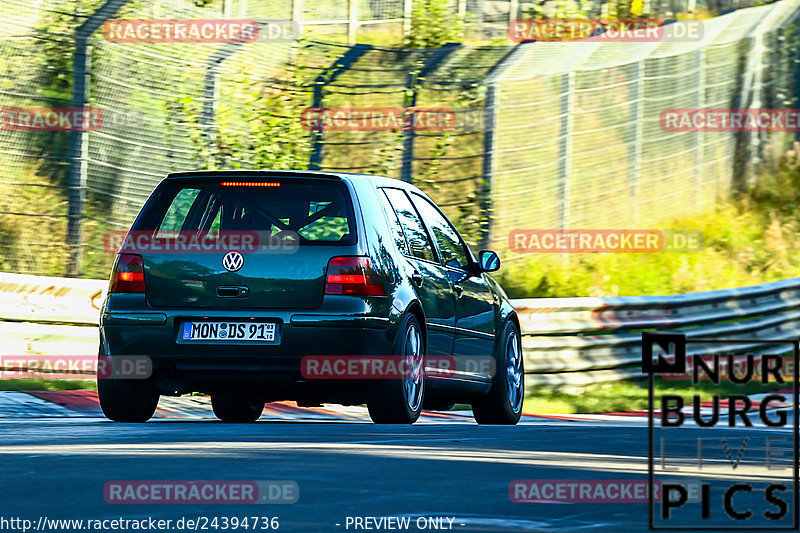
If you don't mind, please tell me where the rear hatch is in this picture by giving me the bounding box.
[129,175,358,309]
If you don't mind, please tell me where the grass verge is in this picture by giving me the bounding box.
[0,379,96,392]
[497,155,800,299]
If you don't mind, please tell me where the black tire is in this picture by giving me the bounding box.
[367,313,425,424]
[211,393,264,422]
[472,321,524,425]
[98,376,159,423]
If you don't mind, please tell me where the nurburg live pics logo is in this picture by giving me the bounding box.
[642,331,800,530]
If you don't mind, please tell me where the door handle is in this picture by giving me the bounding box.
[454,284,464,298]
[411,271,423,287]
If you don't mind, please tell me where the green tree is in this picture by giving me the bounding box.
[405,0,465,48]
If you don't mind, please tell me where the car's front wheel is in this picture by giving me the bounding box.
[368,313,425,424]
[472,321,524,425]
[211,393,264,422]
[98,376,160,423]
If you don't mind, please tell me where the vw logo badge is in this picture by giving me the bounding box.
[222,251,244,272]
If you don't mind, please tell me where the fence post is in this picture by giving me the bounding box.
[202,35,261,169]
[403,0,413,40]
[733,35,763,192]
[348,0,358,45]
[458,0,467,19]
[202,65,222,168]
[292,0,304,35]
[400,43,462,183]
[558,71,574,230]
[478,43,528,251]
[695,47,705,205]
[309,44,373,170]
[478,82,499,251]
[628,60,645,226]
[509,0,519,29]
[66,0,129,277]
[748,33,764,179]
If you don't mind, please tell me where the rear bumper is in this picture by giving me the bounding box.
[99,295,400,396]
[101,311,390,329]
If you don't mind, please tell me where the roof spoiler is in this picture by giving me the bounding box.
[164,170,342,180]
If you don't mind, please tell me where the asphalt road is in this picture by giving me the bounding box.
[0,416,796,532]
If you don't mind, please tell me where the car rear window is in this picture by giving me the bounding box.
[133,178,357,245]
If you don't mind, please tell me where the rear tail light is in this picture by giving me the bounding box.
[325,256,386,296]
[109,254,145,293]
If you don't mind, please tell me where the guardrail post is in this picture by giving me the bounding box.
[66,0,129,277]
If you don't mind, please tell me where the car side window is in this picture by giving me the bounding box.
[378,189,409,255]
[410,193,469,269]
[383,188,436,263]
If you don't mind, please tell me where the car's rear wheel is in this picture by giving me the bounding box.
[211,393,264,422]
[368,313,425,424]
[98,376,159,423]
[472,321,524,425]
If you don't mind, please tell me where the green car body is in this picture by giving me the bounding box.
[99,170,524,424]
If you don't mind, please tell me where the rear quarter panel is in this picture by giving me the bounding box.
[346,178,418,328]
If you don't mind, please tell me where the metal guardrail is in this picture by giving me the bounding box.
[513,278,800,385]
[2,274,800,386]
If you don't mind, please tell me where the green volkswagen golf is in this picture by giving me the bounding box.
[99,170,524,425]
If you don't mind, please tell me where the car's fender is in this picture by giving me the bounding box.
[484,274,519,344]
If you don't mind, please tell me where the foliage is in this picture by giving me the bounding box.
[497,147,800,299]
[0,379,95,391]
[404,0,466,48]
[523,0,592,18]
[180,43,313,171]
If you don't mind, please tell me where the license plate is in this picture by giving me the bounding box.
[181,321,277,342]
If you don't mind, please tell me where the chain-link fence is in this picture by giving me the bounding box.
[488,0,800,258]
[231,0,779,43]
[0,0,798,279]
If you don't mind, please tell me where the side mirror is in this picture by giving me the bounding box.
[478,250,500,272]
